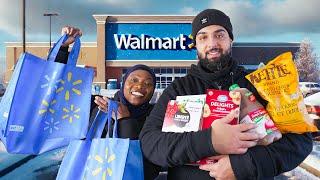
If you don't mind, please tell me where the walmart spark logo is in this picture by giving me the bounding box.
[39,100,57,115]
[92,148,116,179]
[43,118,60,134]
[62,104,80,123]
[188,34,194,49]
[56,72,82,101]
[40,71,61,95]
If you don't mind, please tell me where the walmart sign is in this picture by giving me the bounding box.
[114,34,188,50]
[106,23,196,60]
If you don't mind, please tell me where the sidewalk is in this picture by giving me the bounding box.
[299,141,320,178]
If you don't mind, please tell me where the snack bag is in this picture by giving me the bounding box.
[245,52,318,133]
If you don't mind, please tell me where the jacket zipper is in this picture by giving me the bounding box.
[214,72,234,90]
[230,71,234,84]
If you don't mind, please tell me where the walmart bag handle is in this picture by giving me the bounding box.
[86,100,119,140]
[47,34,81,66]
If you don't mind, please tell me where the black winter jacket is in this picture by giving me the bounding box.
[139,59,313,180]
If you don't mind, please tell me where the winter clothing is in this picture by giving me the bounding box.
[192,9,234,42]
[55,46,69,64]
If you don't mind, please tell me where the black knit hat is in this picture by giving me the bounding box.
[192,9,233,43]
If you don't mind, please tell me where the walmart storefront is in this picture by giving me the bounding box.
[93,15,196,89]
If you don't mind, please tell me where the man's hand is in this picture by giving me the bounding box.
[94,96,130,119]
[211,110,261,154]
[61,26,82,47]
[199,155,236,180]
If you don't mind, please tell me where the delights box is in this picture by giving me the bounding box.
[198,89,241,165]
[202,89,241,129]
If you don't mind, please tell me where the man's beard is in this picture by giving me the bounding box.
[198,50,232,72]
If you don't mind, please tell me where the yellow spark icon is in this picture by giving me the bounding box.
[56,72,82,101]
[188,34,194,48]
[92,147,116,179]
[62,104,80,123]
[38,100,57,115]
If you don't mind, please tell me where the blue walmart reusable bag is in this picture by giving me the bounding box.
[57,100,144,180]
[0,34,94,154]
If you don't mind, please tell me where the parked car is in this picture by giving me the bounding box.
[0,145,65,179]
[299,82,320,97]
[0,84,5,97]
[304,92,320,138]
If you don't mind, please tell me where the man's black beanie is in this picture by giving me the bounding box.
[192,9,233,43]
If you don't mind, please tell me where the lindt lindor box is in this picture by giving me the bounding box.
[162,96,204,133]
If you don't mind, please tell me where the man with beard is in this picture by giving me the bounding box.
[140,9,312,180]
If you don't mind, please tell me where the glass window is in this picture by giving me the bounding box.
[148,67,189,89]
[314,84,320,88]
[154,68,160,74]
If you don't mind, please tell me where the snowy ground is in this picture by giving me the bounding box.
[275,140,320,180]
[276,166,319,180]
[306,141,320,171]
